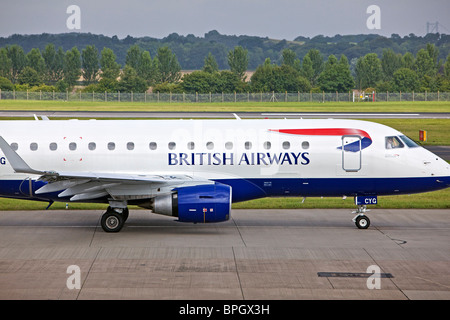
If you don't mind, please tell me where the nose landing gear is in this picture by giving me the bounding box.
[352,205,371,229]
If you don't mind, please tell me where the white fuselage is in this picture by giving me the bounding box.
[0,118,449,202]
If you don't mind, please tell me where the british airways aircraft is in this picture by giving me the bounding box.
[0,117,449,232]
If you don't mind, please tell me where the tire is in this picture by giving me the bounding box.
[355,215,370,229]
[121,208,129,222]
[101,211,124,233]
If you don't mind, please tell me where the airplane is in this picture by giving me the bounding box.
[0,116,449,232]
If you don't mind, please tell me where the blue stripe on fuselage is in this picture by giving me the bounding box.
[0,177,448,204]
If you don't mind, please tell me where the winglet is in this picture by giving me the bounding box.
[0,136,44,175]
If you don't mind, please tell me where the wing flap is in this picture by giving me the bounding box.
[70,191,110,201]
[35,179,91,194]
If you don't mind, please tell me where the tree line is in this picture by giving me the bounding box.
[2,31,449,70]
[0,42,449,94]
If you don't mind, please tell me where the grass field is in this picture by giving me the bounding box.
[0,188,449,211]
[1,99,450,113]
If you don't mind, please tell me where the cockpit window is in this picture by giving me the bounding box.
[399,135,419,148]
[385,136,404,149]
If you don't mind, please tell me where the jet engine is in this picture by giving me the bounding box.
[150,183,231,223]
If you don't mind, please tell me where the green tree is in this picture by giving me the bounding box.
[100,47,120,80]
[414,49,435,79]
[0,76,14,91]
[125,44,142,71]
[381,49,401,81]
[251,62,310,93]
[227,46,248,81]
[281,49,295,67]
[300,55,314,86]
[82,45,99,84]
[317,54,354,92]
[202,52,219,74]
[63,47,81,87]
[401,52,415,69]
[139,50,154,84]
[426,43,440,72]
[281,48,301,72]
[18,66,42,86]
[0,48,12,80]
[118,65,148,92]
[217,70,247,93]
[154,46,181,83]
[444,54,450,80]
[26,48,45,79]
[42,44,64,83]
[355,53,382,90]
[250,58,274,92]
[6,45,27,84]
[392,68,420,92]
[181,70,220,93]
[304,49,323,86]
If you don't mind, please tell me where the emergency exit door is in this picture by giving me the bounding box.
[342,135,361,172]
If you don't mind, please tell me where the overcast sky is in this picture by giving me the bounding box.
[1,0,449,39]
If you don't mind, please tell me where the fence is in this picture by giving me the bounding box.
[1,90,449,103]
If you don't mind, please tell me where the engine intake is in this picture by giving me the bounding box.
[152,183,231,223]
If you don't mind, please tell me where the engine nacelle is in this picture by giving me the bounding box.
[152,183,231,223]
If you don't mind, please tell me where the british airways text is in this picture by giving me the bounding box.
[169,152,310,166]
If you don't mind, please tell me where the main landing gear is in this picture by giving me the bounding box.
[101,206,129,232]
[352,205,371,229]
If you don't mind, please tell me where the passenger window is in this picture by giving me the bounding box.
[11,143,18,151]
[49,142,57,151]
[69,142,77,151]
[88,142,96,151]
[149,142,157,150]
[127,142,134,150]
[282,141,290,150]
[302,141,310,150]
[245,142,252,150]
[225,142,233,150]
[168,142,176,150]
[187,142,195,150]
[206,142,214,150]
[108,142,115,151]
[385,136,404,149]
[264,141,271,150]
[30,142,38,151]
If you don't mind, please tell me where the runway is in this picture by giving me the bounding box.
[0,208,449,300]
[1,110,450,119]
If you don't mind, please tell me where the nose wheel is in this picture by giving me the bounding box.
[352,205,371,229]
[353,214,371,229]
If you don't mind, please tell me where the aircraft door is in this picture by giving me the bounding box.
[342,135,361,172]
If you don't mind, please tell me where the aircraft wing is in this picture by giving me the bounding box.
[0,136,210,201]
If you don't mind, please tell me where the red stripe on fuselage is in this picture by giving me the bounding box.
[269,128,371,140]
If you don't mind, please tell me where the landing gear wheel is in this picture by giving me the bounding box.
[355,215,370,229]
[101,211,124,233]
